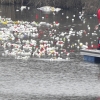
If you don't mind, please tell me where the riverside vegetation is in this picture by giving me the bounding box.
[0,0,100,14]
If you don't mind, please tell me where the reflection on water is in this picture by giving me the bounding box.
[0,59,100,99]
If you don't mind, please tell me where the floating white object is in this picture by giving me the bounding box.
[93,14,97,17]
[73,15,75,17]
[72,19,74,22]
[55,8,61,12]
[37,6,61,12]
[81,45,88,49]
[62,13,64,15]
[28,7,30,10]
[20,6,26,11]
[66,16,69,19]
[16,9,19,12]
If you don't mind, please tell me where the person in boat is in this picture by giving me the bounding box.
[97,9,100,26]
[97,37,100,50]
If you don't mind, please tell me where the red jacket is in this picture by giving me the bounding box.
[97,9,100,23]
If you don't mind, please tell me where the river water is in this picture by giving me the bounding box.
[0,5,100,100]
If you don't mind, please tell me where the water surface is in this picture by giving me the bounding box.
[0,5,100,100]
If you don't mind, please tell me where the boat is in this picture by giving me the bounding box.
[80,49,100,63]
[37,6,61,13]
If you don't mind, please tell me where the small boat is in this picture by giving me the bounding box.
[80,49,100,63]
[37,6,61,12]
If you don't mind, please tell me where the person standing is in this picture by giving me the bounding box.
[97,9,100,26]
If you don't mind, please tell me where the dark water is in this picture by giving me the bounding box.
[0,5,100,100]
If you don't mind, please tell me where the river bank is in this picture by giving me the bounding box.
[0,0,99,14]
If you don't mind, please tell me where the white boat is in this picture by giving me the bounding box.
[80,49,100,57]
[37,6,61,12]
